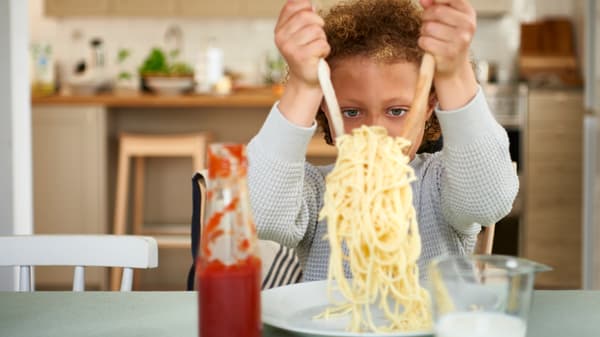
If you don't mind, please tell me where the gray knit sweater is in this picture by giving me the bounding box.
[247,86,519,282]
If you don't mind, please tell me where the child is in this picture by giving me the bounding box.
[247,0,519,282]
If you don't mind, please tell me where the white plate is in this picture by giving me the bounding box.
[261,280,434,337]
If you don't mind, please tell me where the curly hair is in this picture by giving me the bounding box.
[316,0,441,153]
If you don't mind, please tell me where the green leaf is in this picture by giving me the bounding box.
[169,49,180,60]
[138,47,169,75]
[169,62,193,76]
[117,49,131,63]
[118,71,132,80]
[138,47,193,76]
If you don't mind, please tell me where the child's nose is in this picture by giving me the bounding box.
[370,114,386,128]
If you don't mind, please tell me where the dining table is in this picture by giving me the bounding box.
[0,290,599,337]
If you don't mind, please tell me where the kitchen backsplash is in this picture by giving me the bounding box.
[29,0,582,88]
[29,0,278,87]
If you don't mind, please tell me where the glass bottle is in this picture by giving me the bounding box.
[205,37,224,91]
[197,143,262,337]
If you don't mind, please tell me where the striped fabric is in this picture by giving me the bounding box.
[261,244,303,290]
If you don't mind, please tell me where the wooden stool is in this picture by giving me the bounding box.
[111,132,210,290]
[475,224,496,255]
[473,162,517,255]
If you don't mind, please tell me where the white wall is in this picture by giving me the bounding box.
[28,0,278,87]
[596,0,600,110]
[472,16,521,82]
[0,0,34,291]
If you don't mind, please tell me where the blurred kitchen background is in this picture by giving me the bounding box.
[1,0,598,291]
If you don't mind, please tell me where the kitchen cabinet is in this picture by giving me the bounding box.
[234,0,512,17]
[45,0,506,17]
[45,0,110,16]
[241,0,282,17]
[32,106,108,290]
[178,0,243,17]
[46,0,176,17]
[522,89,584,289]
[108,0,177,16]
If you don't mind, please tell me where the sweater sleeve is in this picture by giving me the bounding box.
[436,86,519,234]
[247,103,325,248]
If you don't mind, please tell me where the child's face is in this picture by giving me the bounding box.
[322,56,434,159]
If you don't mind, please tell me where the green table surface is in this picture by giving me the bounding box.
[0,291,599,337]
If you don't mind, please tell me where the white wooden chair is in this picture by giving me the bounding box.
[0,235,158,292]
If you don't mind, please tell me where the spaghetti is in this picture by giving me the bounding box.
[317,125,432,333]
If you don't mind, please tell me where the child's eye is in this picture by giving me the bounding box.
[342,109,361,118]
[387,107,408,117]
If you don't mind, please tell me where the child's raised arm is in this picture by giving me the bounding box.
[418,0,519,230]
[418,0,478,110]
[275,0,330,128]
[246,0,331,249]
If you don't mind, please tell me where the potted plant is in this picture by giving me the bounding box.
[139,47,194,95]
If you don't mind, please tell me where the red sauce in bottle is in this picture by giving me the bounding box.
[197,256,262,337]
[198,143,261,337]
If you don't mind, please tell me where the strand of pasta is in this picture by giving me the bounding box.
[317,125,432,333]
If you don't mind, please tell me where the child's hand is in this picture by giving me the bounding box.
[275,0,330,87]
[275,0,331,127]
[418,0,478,110]
[418,0,475,77]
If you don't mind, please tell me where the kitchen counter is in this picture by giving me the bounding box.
[32,85,525,128]
[31,88,280,108]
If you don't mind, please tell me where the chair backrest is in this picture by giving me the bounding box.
[0,235,158,292]
[187,171,206,291]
